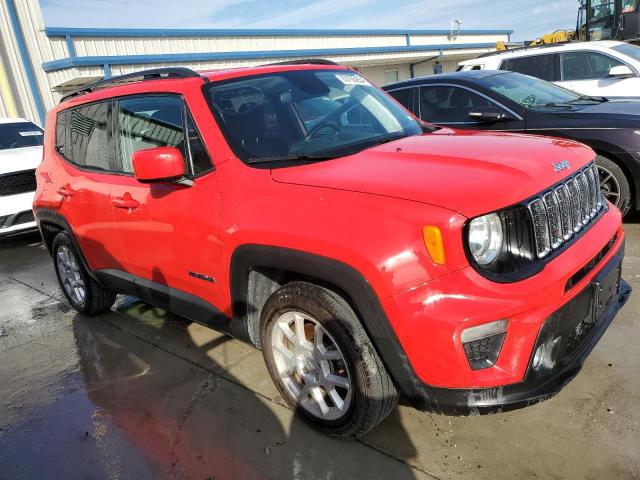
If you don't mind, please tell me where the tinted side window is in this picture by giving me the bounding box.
[419,86,494,123]
[117,96,186,173]
[60,102,111,170]
[500,55,554,81]
[185,111,212,175]
[560,51,624,80]
[387,88,414,113]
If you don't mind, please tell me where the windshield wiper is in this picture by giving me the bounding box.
[569,95,607,104]
[245,154,336,165]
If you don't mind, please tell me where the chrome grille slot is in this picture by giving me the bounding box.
[566,179,582,232]
[543,192,563,249]
[575,173,590,225]
[555,184,573,240]
[528,163,605,260]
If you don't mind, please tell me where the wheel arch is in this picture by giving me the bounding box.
[229,244,424,401]
[34,208,97,280]
[592,149,637,210]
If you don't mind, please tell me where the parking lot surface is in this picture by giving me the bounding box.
[1,221,639,480]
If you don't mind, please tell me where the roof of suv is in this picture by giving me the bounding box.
[459,40,628,65]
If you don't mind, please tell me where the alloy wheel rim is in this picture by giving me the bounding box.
[56,245,86,305]
[270,311,352,421]
[597,165,622,207]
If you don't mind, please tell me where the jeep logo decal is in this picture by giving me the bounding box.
[553,160,571,172]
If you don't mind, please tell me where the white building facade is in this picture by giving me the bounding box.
[0,0,512,126]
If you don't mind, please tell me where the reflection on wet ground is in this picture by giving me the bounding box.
[1,229,639,479]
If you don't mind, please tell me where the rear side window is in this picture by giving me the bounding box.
[56,102,111,171]
[419,86,494,123]
[560,51,624,80]
[500,55,554,81]
[0,122,43,150]
[116,95,211,176]
[387,88,415,113]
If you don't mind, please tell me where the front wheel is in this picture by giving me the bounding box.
[260,281,398,439]
[595,155,631,216]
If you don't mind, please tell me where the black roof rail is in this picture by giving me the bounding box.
[476,40,578,58]
[60,67,206,103]
[263,58,339,66]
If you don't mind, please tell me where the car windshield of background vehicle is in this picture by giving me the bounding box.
[477,72,593,109]
[0,122,43,150]
[612,43,640,62]
[204,69,422,165]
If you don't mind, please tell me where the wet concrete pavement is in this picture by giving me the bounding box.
[0,223,639,480]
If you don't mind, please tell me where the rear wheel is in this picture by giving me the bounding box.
[595,155,631,216]
[260,281,398,439]
[52,232,116,315]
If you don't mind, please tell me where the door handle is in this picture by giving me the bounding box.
[57,184,75,197]
[112,193,140,209]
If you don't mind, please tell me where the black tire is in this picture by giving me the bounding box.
[52,232,116,315]
[595,155,632,216]
[260,281,398,439]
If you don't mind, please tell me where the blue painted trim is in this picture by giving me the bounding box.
[405,34,410,46]
[103,64,112,78]
[65,34,77,58]
[42,43,498,73]
[45,27,514,38]
[6,0,45,125]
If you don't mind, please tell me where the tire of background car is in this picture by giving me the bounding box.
[51,232,116,315]
[260,281,399,439]
[595,155,631,216]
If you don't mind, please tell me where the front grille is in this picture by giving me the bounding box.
[565,232,618,292]
[528,163,604,259]
[13,210,35,225]
[0,170,37,196]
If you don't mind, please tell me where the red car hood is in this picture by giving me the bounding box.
[271,130,595,218]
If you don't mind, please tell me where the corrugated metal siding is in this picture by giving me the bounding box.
[72,34,409,57]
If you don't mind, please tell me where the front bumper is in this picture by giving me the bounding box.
[412,245,631,414]
[0,192,37,236]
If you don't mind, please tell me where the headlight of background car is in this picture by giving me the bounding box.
[468,213,503,266]
[465,205,539,281]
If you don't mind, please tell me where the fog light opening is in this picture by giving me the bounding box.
[461,320,508,371]
[532,336,561,372]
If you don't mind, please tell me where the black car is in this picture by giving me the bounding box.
[384,70,640,215]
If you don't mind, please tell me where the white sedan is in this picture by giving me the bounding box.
[459,41,640,99]
[0,118,43,237]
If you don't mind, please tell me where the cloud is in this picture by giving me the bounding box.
[40,0,581,40]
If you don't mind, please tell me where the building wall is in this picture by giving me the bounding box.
[0,0,512,126]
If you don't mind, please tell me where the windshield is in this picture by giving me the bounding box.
[612,42,640,62]
[476,72,586,108]
[205,69,421,165]
[0,122,43,151]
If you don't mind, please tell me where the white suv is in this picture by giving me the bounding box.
[459,41,640,99]
[0,118,43,237]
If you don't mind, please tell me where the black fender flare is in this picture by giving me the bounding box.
[229,244,429,404]
[34,208,98,281]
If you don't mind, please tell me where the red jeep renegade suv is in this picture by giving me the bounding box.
[34,63,631,438]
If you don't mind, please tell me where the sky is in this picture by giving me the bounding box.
[40,0,580,41]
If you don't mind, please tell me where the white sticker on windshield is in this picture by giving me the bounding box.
[18,131,43,136]
[335,73,371,86]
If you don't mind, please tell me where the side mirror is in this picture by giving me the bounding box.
[609,65,634,78]
[468,106,509,124]
[132,147,190,185]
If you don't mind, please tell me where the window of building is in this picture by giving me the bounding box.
[384,70,400,85]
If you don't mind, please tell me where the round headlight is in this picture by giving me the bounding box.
[468,213,503,266]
